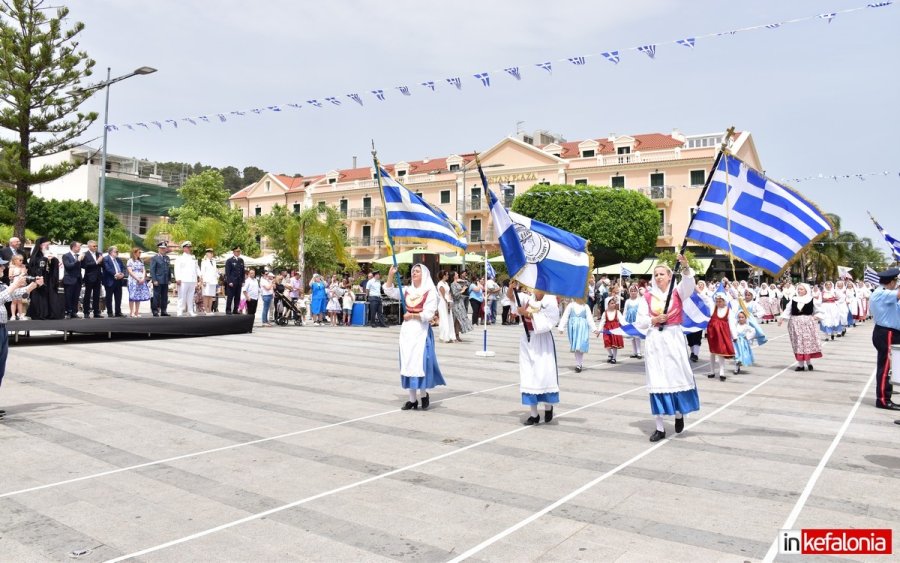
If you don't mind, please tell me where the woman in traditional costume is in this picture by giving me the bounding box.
[634,255,700,442]
[384,264,445,410]
[817,281,842,340]
[513,284,560,425]
[623,284,644,360]
[778,283,822,371]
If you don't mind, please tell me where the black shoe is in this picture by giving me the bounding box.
[649,429,666,442]
[524,415,540,426]
[226,312,233,315]
[610,358,617,364]
[94,314,105,318]
[574,365,582,373]
[420,393,430,410]
[629,354,638,359]
[115,314,127,318]
[636,354,643,360]
[807,364,814,371]
[830,334,834,340]
[875,402,900,411]
[795,366,806,371]
[719,375,727,382]
[675,417,684,433]
[160,313,170,317]
[401,400,418,410]
[544,406,554,423]
[690,353,698,363]
[707,373,716,379]
[0,409,5,416]
[895,420,900,426]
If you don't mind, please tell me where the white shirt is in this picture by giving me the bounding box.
[367,278,382,297]
[174,253,200,282]
[200,258,218,284]
[242,277,260,300]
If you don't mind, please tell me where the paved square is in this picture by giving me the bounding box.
[0,320,896,562]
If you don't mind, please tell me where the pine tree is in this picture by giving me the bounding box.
[0,0,97,240]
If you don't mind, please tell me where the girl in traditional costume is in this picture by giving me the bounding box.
[623,284,644,359]
[706,293,736,382]
[817,281,842,340]
[732,310,756,373]
[598,298,625,363]
[512,284,560,426]
[557,297,596,373]
[384,264,446,410]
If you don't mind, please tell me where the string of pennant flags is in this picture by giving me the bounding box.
[784,170,900,183]
[104,2,894,134]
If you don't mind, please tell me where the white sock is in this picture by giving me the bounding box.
[691,344,700,356]
[632,339,641,355]
[675,412,683,420]
[719,357,725,376]
[530,404,539,417]
[408,389,417,402]
[655,415,665,432]
[611,348,618,359]
[574,351,584,366]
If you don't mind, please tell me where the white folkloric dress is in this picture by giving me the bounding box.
[519,293,561,405]
[436,280,455,343]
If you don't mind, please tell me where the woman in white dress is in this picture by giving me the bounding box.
[200,248,219,315]
[817,281,842,340]
[512,283,561,425]
[384,264,446,410]
[436,270,455,343]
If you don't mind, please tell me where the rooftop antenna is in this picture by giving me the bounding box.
[515,120,525,135]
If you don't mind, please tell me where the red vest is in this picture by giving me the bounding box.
[645,288,683,325]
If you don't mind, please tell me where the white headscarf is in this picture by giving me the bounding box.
[794,283,813,306]
[405,263,436,300]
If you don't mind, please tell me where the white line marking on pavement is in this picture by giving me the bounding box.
[102,384,647,563]
[448,352,796,562]
[761,369,876,563]
[1,360,615,500]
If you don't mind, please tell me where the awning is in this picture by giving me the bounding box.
[592,257,713,276]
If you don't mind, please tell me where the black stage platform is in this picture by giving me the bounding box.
[8,314,255,343]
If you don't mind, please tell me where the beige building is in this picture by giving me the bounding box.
[230,130,762,263]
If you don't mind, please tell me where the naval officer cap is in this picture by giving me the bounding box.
[181,241,192,248]
[877,267,900,284]
[156,241,168,248]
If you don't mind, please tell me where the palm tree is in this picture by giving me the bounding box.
[293,206,352,283]
[801,214,859,283]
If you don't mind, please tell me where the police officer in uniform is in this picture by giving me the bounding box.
[224,246,245,315]
[870,267,900,411]
[150,241,172,317]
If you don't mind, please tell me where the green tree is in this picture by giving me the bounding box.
[0,0,98,240]
[655,249,702,272]
[801,213,855,283]
[242,166,265,186]
[0,189,128,244]
[220,166,243,193]
[170,169,230,222]
[511,184,659,265]
[254,204,353,281]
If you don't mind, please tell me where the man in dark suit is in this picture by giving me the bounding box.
[102,246,127,318]
[61,241,83,319]
[150,241,172,317]
[81,239,103,318]
[224,246,245,315]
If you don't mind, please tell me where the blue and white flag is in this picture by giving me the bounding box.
[165,119,178,128]
[676,38,695,48]
[685,153,833,275]
[380,168,467,252]
[151,120,163,129]
[488,188,590,298]
[621,266,632,278]
[216,114,227,122]
[324,97,341,106]
[865,266,881,285]
[267,105,282,112]
[568,56,586,65]
[250,108,264,114]
[485,259,496,280]
[446,77,462,90]
[396,86,411,96]
[421,81,435,91]
[306,99,322,108]
[504,67,521,80]
[182,118,197,125]
[371,89,386,101]
[605,291,710,339]
[230,110,246,116]
[765,23,782,29]
[638,45,656,59]
[536,61,552,74]
[286,103,302,109]
[347,93,363,106]
[601,51,620,64]
[819,12,837,22]
[474,72,490,87]
[868,211,900,261]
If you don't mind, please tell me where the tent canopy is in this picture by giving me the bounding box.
[593,257,712,276]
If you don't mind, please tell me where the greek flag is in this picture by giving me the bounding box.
[371,89,386,100]
[485,259,496,280]
[865,266,881,285]
[380,168,467,252]
[474,72,490,87]
[676,38,695,48]
[685,153,833,275]
[638,44,656,59]
[868,211,900,261]
[536,61,552,74]
[605,292,710,339]
[504,67,521,80]
[488,189,589,298]
[601,51,620,64]
[420,81,435,91]
[621,266,632,278]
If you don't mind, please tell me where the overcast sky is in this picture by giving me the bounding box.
[60,0,899,251]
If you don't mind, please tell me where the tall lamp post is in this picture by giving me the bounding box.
[116,192,150,237]
[81,66,157,251]
[459,161,504,271]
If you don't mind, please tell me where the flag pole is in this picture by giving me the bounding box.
[371,141,405,320]
[476,249,495,357]
[658,126,735,331]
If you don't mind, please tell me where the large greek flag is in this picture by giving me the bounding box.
[489,189,589,298]
[868,212,900,261]
[380,167,467,252]
[686,153,832,276]
[864,266,881,286]
[605,291,710,339]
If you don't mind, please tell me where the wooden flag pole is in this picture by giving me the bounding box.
[657,126,735,331]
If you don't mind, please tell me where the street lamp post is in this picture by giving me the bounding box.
[116,192,150,236]
[87,66,157,251]
[459,161,504,271]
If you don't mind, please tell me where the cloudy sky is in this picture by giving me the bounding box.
[60,0,899,248]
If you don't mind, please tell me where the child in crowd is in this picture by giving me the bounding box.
[623,284,643,359]
[342,285,355,326]
[706,293,736,381]
[598,297,625,364]
[732,310,756,374]
[557,296,597,373]
[7,254,27,320]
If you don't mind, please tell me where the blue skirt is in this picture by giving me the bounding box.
[521,392,560,405]
[649,388,700,416]
[734,337,754,367]
[567,315,591,353]
[401,327,446,390]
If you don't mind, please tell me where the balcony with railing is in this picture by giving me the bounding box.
[469,231,483,243]
[348,236,372,247]
[599,149,681,166]
[637,186,673,202]
[658,223,672,238]
[348,207,382,219]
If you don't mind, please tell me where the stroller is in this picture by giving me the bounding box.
[273,290,304,326]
